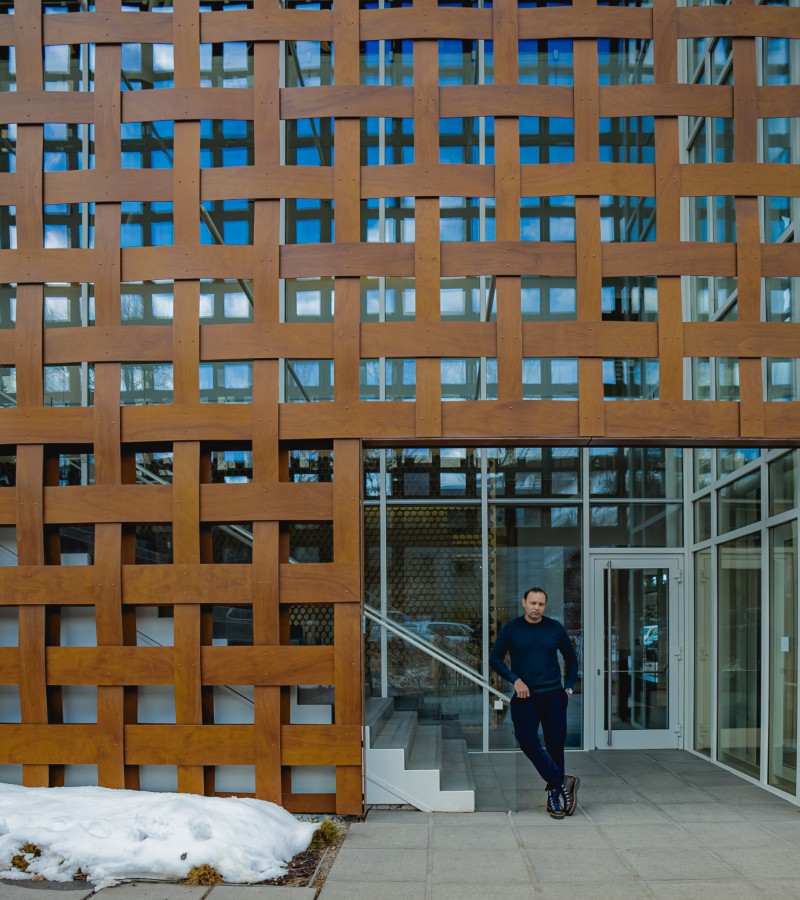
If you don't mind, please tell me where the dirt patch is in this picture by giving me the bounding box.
[259,816,354,893]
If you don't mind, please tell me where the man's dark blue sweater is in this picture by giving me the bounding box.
[490,615,578,694]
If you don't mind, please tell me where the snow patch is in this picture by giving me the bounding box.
[0,782,317,890]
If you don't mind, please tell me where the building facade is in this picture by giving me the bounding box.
[0,0,798,813]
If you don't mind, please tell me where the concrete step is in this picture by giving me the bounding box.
[372,709,418,762]
[440,738,475,794]
[365,696,395,741]
[407,724,442,772]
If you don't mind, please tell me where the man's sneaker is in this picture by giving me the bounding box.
[562,774,580,816]
[546,786,565,819]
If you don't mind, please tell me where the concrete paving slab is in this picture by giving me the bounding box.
[364,809,430,825]
[622,847,738,881]
[537,884,651,900]
[682,821,779,848]
[580,801,669,824]
[317,884,426,900]
[716,847,800,880]
[573,785,643,803]
[758,820,800,844]
[93,887,208,899]
[527,848,636,883]
[705,784,787,804]
[0,886,94,900]
[646,881,761,899]
[431,886,537,900]
[429,811,511,826]
[209,890,315,899]
[735,802,800,822]
[656,802,746,823]
[429,850,531,884]
[322,848,428,883]
[601,823,697,849]
[765,881,800,899]
[430,823,515,850]
[514,819,610,849]
[343,822,429,849]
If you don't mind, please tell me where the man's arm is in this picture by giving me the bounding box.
[489,623,518,685]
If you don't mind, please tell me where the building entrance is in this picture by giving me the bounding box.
[590,556,683,750]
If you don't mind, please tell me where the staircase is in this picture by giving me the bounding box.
[365,696,475,812]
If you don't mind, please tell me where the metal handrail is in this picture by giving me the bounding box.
[364,604,510,705]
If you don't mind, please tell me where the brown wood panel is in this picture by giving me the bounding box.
[43,327,173,365]
[0,648,19,684]
[0,249,97,285]
[0,725,100,764]
[280,243,415,278]
[121,404,254,442]
[0,91,95,125]
[757,86,800,119]
[680,164,800,199]
[683,323,800,358]
[333,278,361,402]
[440,85,574,118]
[440,400,581,438]
[360,321,496,359]
[519,6,652,40]
[43,325,172,366]
[201,646,334,686]
[676,5,800,39]
[124,725,255,765]
[46,647,174,686]
[201,323,333,360]
[657,277,684,402]
[281,725,362,766]
[603,400,742,440]
[281,85,413,120]
[602,242,738,277]
[123,564,251,604]
[279,562,361,604]
[362,164,494,200]
[279,401,417,440]
[0,567,94,605]
[121,87,253,123]
[282,793,337,813]
[121,245,255,282]
[201,166,334,201]
[42,10,174,43]
[441,242,576,277]
[201,482,333,522]
[0,491,14,524]
[521,163,655,198]
[43,485,171,524]
[44,170,172,205]
[521,322,659,358]
[201,8,332,43]
[0,408,94,444]
[600,84,733,118]
[361,6,491,40]
[739,356,765,439]
[764,404,800,439]
[762,244,800,277]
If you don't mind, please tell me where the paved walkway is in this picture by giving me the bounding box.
[319,750,800,899]
[3,751,799,899]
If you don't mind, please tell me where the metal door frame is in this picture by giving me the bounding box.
[587,553,685,750]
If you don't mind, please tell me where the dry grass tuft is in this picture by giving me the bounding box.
[11,844,41,872]
[184,863,224,886]
[309,818,340,851]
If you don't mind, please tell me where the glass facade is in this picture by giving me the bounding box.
[365,446,683,752]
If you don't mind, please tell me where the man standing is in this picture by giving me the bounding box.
[490,586,579,819]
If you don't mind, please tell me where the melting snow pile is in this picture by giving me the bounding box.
[0,782,317,889]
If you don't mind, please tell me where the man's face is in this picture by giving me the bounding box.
[522,591,547,623]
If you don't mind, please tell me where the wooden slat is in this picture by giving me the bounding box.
[46,647,173,685]
[0,725,100,764]
[201,646,334,686]
[200,482,333,521]
[43,486,172,524]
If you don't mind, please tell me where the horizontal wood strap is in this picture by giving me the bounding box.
[46,646,173,685]
[201,646,334,686]
[122,723,361,765]
[0,724,100,763]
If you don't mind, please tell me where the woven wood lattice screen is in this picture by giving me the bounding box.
[0,0,798,812]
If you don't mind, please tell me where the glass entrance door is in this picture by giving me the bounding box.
[592,557,682,749]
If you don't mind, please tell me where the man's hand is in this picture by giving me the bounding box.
[514,678,530,698]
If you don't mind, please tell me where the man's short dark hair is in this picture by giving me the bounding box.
[523,586,548,603]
